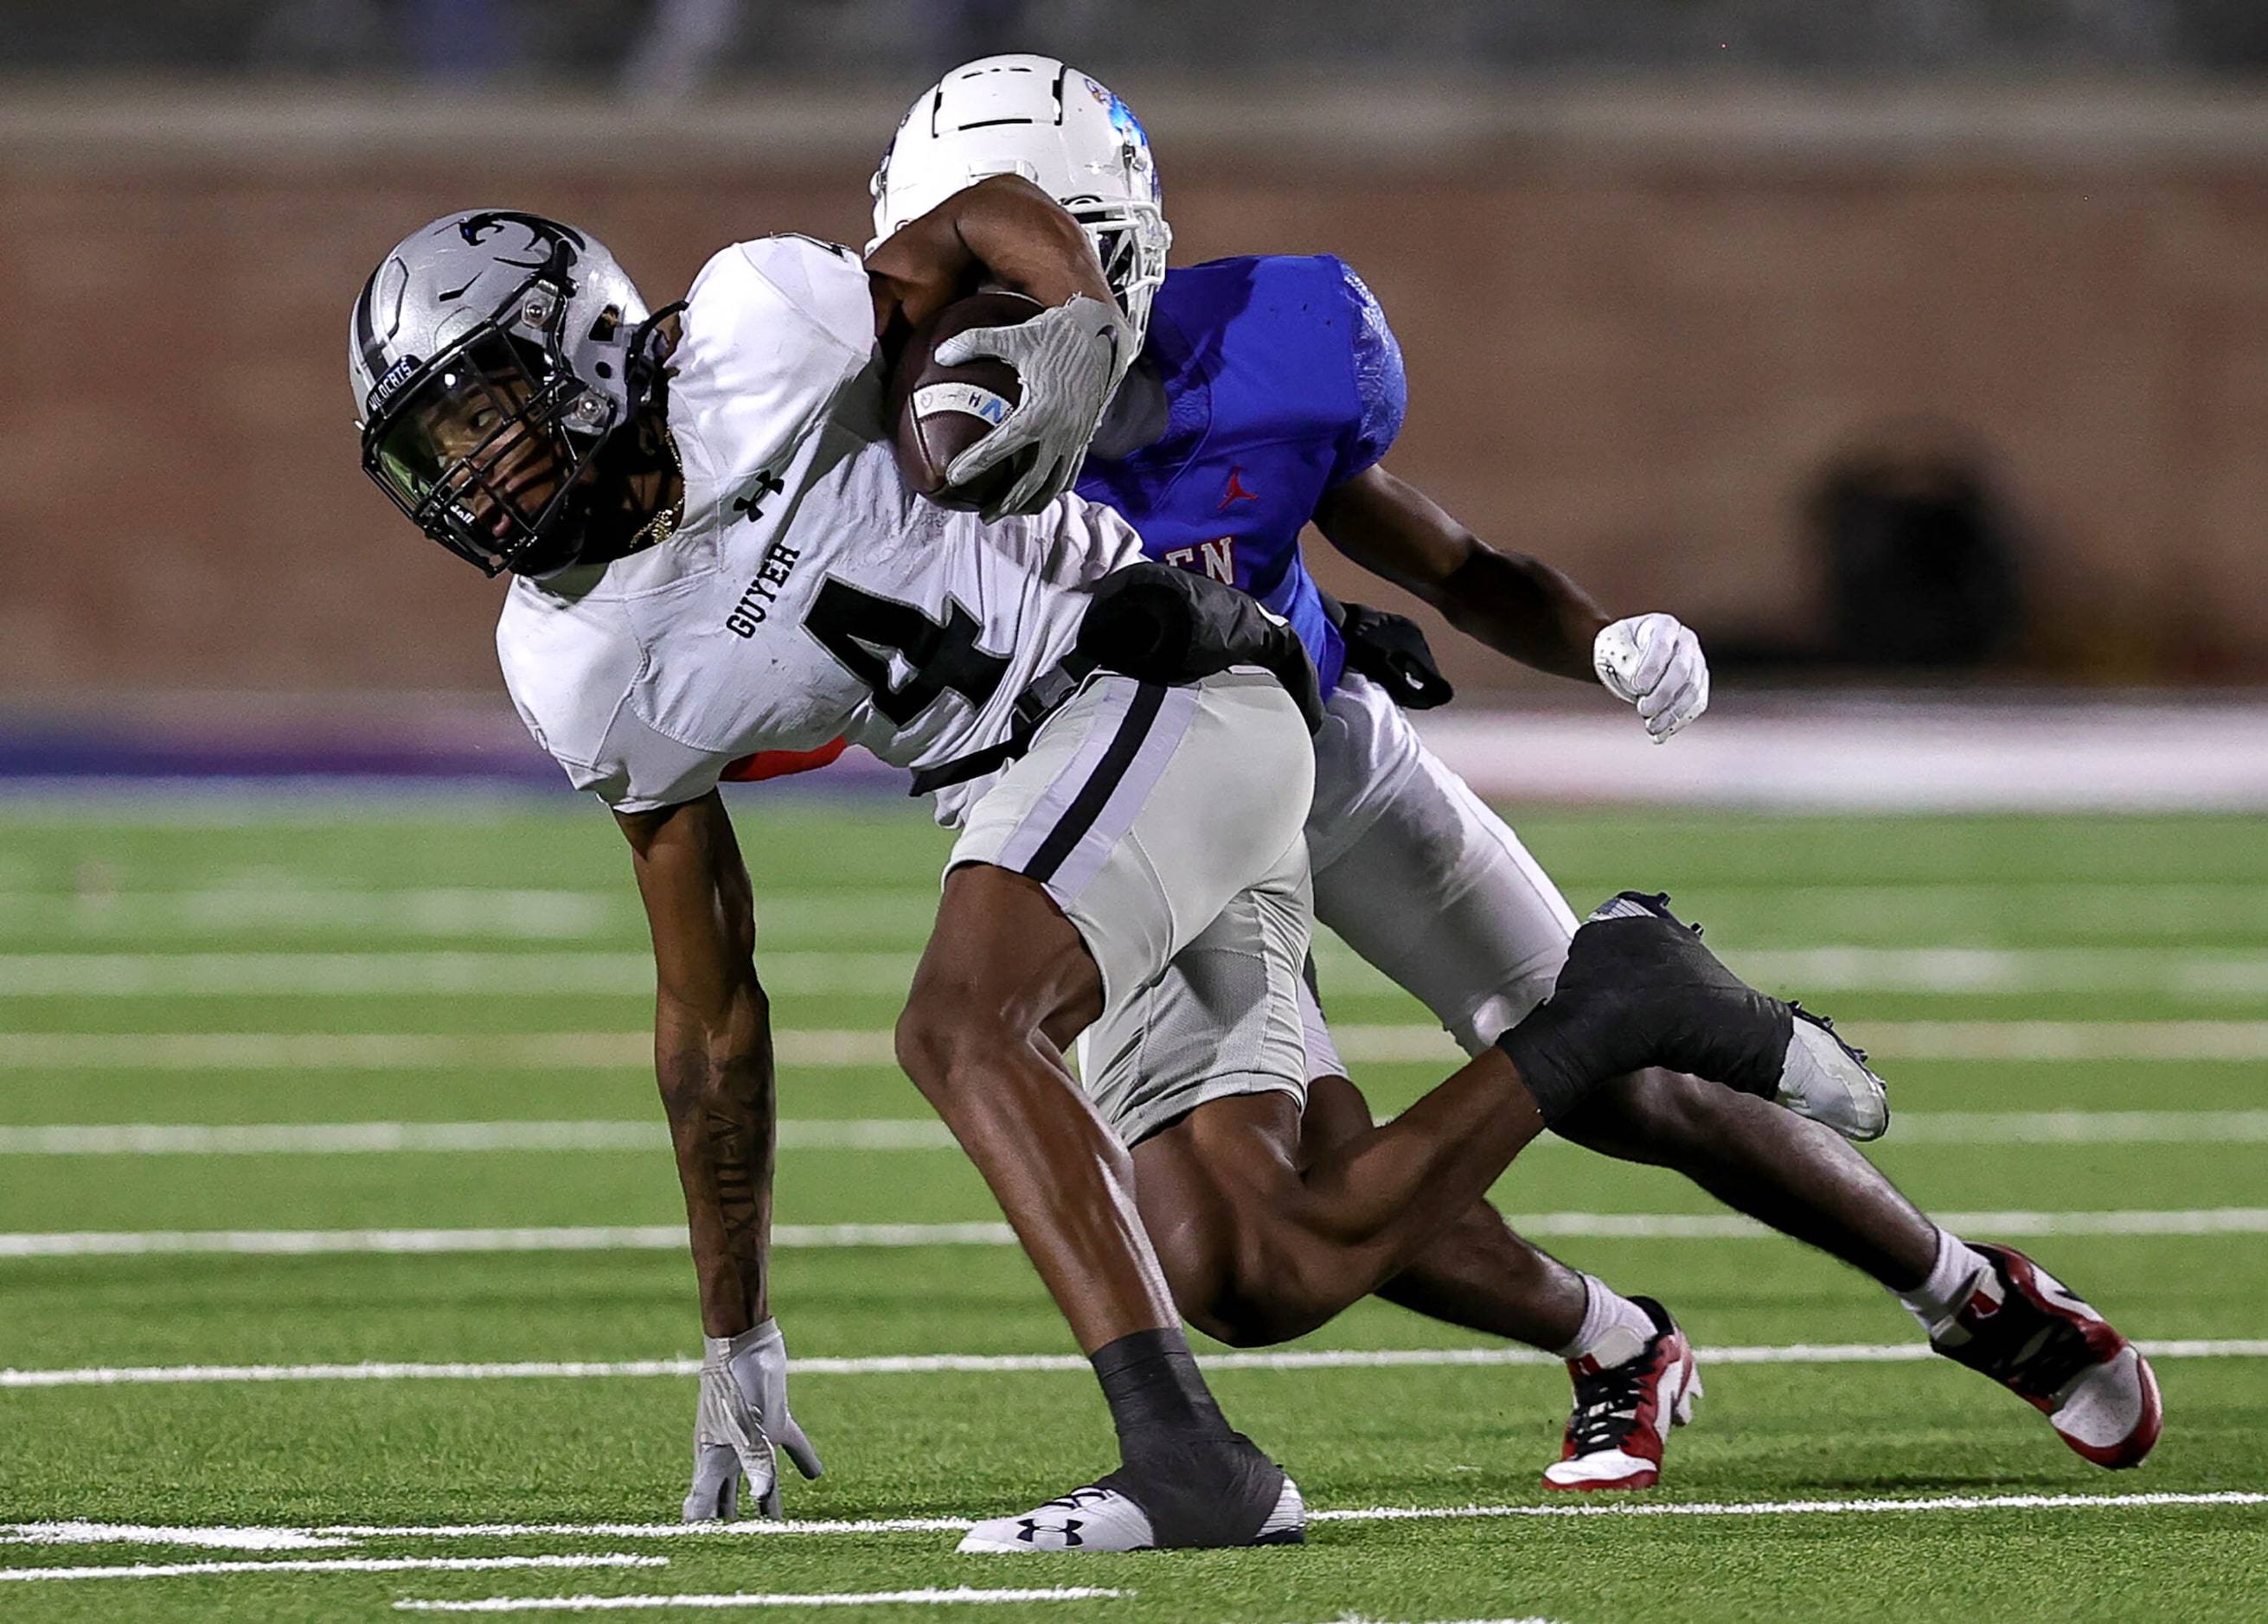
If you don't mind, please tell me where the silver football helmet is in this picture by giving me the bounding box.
[349,209,666,578]
[870,54,1171,348]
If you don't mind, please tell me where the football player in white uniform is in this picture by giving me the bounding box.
[349,189,1904,1550]
[868,54,2164,1493]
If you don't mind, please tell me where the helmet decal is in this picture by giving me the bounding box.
[458,210,586,266]
[368,354,422,413]
[1086,76,1148,148]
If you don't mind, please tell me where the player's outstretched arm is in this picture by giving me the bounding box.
[1314,466,1709,738]
[1314,465,1609,681]
[616,791,822,1519]
[866,173,1135,516]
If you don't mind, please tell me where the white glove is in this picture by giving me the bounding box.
[682,1318,823,1521]
[1593,613,1710,742]
[935,292,1135,520]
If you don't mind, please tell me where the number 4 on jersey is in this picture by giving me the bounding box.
[804,579,1010,726]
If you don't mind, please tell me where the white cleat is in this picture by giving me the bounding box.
[1778,1007,1890,1141]
[957,1475,1304,1553]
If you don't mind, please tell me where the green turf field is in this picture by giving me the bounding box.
[2,797,2265,1622]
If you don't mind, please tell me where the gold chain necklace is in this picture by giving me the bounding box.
[626,427,685,555]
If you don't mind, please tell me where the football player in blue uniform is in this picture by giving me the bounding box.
[869,54,2162,1495]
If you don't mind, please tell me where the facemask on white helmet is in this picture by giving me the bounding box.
[870,54,1172,350]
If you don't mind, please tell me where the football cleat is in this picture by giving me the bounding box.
[957,1475,1304,1554]
[1542,1296,1701,1493]
[1930,1244,2163,1470]
[1778,1006,1890,1142]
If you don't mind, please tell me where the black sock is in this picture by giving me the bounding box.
[1090,1326,1232,1446]
[1088,1327,1289,1546]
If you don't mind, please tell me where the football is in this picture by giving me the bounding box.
[888,290,1041,512]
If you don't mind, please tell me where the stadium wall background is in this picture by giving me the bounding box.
[3,80,2265,696]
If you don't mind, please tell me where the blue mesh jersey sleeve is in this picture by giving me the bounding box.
[1326,259,1408,489]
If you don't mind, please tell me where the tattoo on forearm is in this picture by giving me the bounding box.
[705,1106,766,1260]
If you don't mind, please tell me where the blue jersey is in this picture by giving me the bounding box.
[1075,255,1408,700]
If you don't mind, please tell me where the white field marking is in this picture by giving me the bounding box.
[1880,1109,2268,1143]
[0,1223,1016,1258]
[1653,880,2268,937]
[8,945,2268,1000]
[1856,1020,2268,1061]
[0,887,932,943]
[0,952,913,998]
[6,1338,2263,1394]
[0,1553,664,1583]
[1,1521,357,1550]
[1732,946,2268,999]
[8,1208,2268,1262]
[11,1021,2268,1075]
[0,1120,953,1155]
[0,889,615,941]
[13,879,2268,944]
[0,1031,894,1069]
[16,1110,2266,1155]
[0,1032,881,1070]
[1282,1020,2268,1065]
[392,1589,1126,1614]
[22,1492,2265,1555]
[1303,1490,2268,1523]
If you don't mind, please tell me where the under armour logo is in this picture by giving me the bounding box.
[1218,466,1259,509]
[733,469,786,522]
[1015,1517,1083,1546]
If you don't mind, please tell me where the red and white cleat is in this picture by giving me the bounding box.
[1542,1296,1701,1493]
[1930,1244,2163,1470]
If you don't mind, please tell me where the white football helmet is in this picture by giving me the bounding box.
[870,54,1171,348]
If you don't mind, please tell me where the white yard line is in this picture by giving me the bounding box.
[392,1589,1125,1614]
[1334,1020,2268,1064]
[1732,946,2268,998]
[1303,1489,2268,1522]
[4,1109,2262,1155]
[1856,1020,2268,1061]
[8,880,2267,943]
[1,1523,357,1550]
[0,953,913,998]
[6,1209,2268,1261]
[14,1493,2264,1557]
[0,1553,663,1583]
[0,1120,954,1154]
[3,946,2268,999]
[0,890,615,940]
[5,1338,2262,1394]
[0,1031,890,1068]
[11,1021,2268,1072]
[1881,1109,2268,1142]
[0,1223,1018,1258]
[0,887,926,938]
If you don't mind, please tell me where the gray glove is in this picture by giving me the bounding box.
[935,292,1136,520]
[681,1318,823,1521]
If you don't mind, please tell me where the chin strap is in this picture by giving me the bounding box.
[573,303,689,569]
[623,300,688,410]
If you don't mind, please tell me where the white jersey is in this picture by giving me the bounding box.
[497,235,1144,822]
